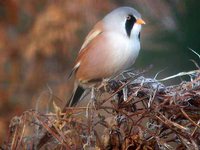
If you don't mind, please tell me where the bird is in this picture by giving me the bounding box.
[37,6,145,148]
[66,6,145,107]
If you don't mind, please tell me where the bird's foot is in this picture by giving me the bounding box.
[97,78,110,92]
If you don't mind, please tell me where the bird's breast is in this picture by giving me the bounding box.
[75,32,140,84]
[105,32,140,73]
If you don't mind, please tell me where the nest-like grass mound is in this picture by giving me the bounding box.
[2,68,200,150]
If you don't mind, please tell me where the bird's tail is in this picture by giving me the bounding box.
[64,83,85,108]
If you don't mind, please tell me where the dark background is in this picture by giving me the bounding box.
[0,0,200,143]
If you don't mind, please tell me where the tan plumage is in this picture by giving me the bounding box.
[68,6,145,106]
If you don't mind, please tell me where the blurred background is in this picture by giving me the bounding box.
[0,0,200,144]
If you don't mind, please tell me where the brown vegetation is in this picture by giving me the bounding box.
[2,69,200,149]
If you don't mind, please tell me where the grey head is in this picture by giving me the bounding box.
[102,7,144,38]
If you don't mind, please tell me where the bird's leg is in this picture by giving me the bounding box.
[123,85,128,101]
[119,74,129,101]
[127,72,136,77]
[91,87,95,100]
[85,88,96,148]
[97,78,110,92]
[85,87,96,118]
[91,87,102,109]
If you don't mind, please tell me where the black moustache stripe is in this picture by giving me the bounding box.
[125,15,136,37]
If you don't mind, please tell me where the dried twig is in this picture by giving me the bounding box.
[2,69,200,149]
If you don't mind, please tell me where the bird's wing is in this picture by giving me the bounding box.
[68,21,104,79]
[67,62,80,79]
[79,21,104,52]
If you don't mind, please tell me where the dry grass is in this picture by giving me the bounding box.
[1,67,200,150]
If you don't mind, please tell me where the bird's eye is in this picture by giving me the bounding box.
[126,15,136,21]
[127,15,132,20]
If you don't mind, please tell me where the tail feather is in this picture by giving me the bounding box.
[67,85,85,107]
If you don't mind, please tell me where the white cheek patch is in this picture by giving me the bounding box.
[132,24,141,36]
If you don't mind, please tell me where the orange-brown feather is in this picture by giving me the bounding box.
[73,21,116,83]
[79,21,103,52]
[75,34,113,83]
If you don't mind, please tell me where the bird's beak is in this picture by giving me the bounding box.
[136,18,146,25]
